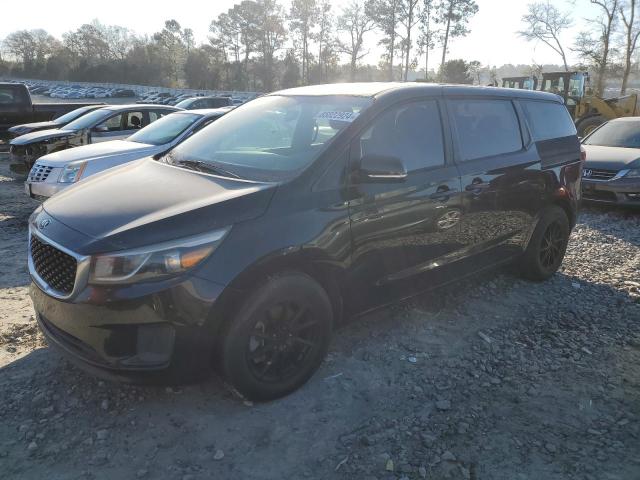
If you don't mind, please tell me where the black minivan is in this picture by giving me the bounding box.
[29,83,582,400]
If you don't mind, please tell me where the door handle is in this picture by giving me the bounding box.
[465,178,490,194]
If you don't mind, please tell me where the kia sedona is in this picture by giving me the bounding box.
[580,117,640,206]
[29,83,582,401]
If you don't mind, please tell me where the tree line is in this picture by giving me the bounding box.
[0,0,479,91]
[2,0,640,94]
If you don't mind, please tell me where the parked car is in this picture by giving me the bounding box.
[28,83,582,400]
[175,96,233,109]
[0,82,102,147]
[580,117,640,206]
[26,108,231,200]
[8,104,106,139]
[10,104,180,171]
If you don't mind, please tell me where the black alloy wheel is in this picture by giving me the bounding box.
[246,301,322,384]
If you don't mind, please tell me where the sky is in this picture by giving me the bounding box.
[1,0,602,69]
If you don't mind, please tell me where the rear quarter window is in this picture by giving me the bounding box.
[449,99,523,161]
[521,100,577,141]
[0,86,20,104]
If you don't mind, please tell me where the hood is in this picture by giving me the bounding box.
[582,144,640,170]
[37,140,156,167]
[9,120,59,134]
[42,159,276,254]
[10,128,77,146]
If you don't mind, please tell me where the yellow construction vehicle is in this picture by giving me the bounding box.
[503,71,638,137]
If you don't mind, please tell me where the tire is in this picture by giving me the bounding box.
[220,272,333,401]
[517,206,570,281]
[576,115,605,137]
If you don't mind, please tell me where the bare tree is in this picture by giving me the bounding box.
[398,0,422,80]
[519,2,572,72]
[573,0,618,95]
[5,29,58,71]
[367,0,400,80]
[289,0,319,84]
[418,0,436,79]
[337,0,376,80]
[436,0,478,71]
[314,0,334,82]
[256,0,287,91]
[619,0,640,93]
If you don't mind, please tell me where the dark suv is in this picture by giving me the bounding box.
[28,83,582,400]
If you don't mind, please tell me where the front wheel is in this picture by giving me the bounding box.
[576,115,605,137]
[220,272,333,401]
[517,206,570,281]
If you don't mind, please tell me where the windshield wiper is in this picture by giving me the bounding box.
[175,159,243,179]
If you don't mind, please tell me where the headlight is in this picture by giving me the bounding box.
[89,228,230,284]
[624,168,640,178]
[59,161,87,183]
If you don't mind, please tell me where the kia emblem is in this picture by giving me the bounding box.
[582,169,593,178]
[39,219,51,229]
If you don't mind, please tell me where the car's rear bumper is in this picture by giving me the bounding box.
[581,177,640,207]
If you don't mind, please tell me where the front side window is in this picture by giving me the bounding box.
[128,113,201,146]
[544,77,566,96]
[521,100,576,142]
[98,113,124,131]
[166,95,373,181]
[450,99,523,161]
[125,111,144,129]
[355,100,445,172]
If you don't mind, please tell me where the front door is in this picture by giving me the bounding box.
[347,99,464,310]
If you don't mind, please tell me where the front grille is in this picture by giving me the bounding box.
[29,164,53,182]
[584,168,617,181]
[30,235,77,295]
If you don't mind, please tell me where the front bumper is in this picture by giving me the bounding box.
[9,144,47,173]
[581,176,640,206]
[30,273,228,383]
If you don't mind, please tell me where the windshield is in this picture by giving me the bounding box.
[53,106,97,125]
[166,95,373,181]
[128,113,201,146]
[64,108,112,130]
[584,121,640,148]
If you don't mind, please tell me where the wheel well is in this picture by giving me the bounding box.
[210,252,345,342]
[552,198,575,228]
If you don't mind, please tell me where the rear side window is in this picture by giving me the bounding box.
[0,86,17,104]
[357,100,445,172]
[450,99,523,161]
[521,100,577,141]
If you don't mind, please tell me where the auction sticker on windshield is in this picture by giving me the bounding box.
[315,111,359,122]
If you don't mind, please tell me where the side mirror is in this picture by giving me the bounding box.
[357,154,407,183]
[92,125,109,133]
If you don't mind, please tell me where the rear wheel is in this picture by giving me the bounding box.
[220,272,333,401]
[517,206,570,281]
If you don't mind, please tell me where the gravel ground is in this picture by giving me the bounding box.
[0,158,639,480]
